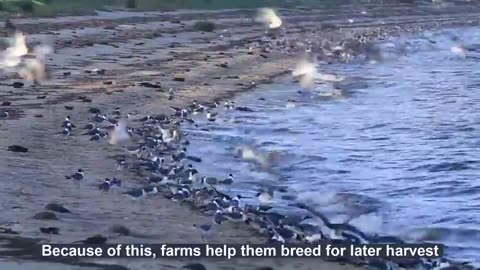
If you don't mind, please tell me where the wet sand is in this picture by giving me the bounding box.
[1,2,480,269]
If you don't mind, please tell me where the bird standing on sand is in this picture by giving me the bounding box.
[206,111,217,122]
[219,174,234,185]
[65,169,85,187]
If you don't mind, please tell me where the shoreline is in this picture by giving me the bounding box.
[1,3,480,269]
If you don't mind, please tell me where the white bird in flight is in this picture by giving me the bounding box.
[292,59,346,89]
[0,31,53,82]
[0,32,28,68]
[292,59,317,89]
[257,8,282,29]
[109,120,130,145]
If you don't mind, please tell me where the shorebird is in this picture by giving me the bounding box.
[61,116,75,129]
[219,173,234,185]
[213,210,226,225]
[98,179,112,192]
[206,111,217,122]
[65,169,85,187]
[123,188,147,198]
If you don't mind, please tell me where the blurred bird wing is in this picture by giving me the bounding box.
[292,60,316,77]
[257,8,282,29]
[10,32,28,57]
[109,120,130,145]
[269,16,282,29]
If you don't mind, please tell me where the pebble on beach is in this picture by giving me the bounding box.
[7,145,29,153]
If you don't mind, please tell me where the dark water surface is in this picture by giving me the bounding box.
[186,27,480,263]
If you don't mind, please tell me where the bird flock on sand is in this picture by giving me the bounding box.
[1,8,478,270]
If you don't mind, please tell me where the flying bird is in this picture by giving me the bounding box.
[108,119,130,145]
[0,32,53,83]
[257,8,282,29]
[0,32,28,68]
[292,59,316,89]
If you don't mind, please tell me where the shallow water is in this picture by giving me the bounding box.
[187,27,480,263]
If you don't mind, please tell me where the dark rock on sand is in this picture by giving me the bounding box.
[89,107,101,114]
[8,145,29,153]
[235,107,254,112]
[45,203,71,213]
[39,227,60,235]
[12,82,24,88]
[173,77,185,82]
[139,82,162,89]
[1,101,11,106]
[182,263,207,270]
[33,211,58,220]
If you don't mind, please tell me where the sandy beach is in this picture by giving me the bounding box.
[1,2,480,269]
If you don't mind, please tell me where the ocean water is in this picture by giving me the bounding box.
[186,27,480,264]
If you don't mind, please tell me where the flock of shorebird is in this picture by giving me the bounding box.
[0,7,477,270]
